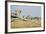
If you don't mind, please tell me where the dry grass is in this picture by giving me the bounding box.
[11,18,41,28]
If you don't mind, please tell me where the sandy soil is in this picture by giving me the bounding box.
[11,18,41,28]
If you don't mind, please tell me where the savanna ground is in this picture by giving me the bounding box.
[11,18,41,28]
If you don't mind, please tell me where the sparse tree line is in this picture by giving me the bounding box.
[11,10,41,22]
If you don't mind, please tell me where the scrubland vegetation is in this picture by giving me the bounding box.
[11,10,41,28]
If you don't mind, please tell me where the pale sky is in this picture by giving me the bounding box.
[11,5,41,17]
